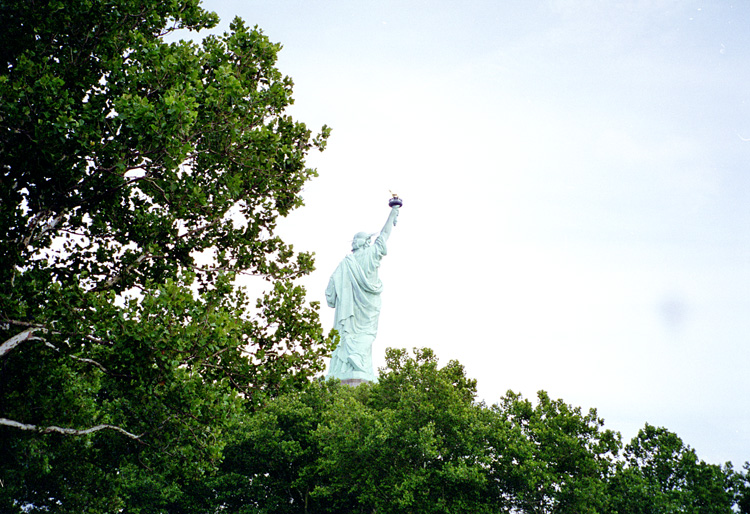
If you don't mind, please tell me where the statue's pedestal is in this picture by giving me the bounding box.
[341,378,369,387]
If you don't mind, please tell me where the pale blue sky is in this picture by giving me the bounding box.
[196,0,750,466]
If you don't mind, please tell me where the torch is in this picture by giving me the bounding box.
[388,191,402,225]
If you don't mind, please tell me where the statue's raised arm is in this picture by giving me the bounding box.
[379,205,400,242]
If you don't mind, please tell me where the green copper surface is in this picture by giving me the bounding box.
[326,204,400,382]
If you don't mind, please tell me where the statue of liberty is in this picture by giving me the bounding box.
[326,198,401,383]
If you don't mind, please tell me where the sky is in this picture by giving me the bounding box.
[194,0,750,467]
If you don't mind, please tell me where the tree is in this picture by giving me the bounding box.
[732,462,750,514]
[196,378,342,514]
[0,0,334,510]
[497,390,621,513]
[209,348,500,514]
[607,424,735,514]
[190,347,743,514]
[313,348,495,514]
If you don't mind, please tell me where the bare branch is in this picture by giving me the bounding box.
[41,340,112,374]
[97,253,149,290]
[69,354,110,373]
[0,328,45,357]
[2,321,115,375]
[3,319,46,329]
[0,417,142,440]
[22,210,66,247]
[4,318,111,346]
[182,217,222,239]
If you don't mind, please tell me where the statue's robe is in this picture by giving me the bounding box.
[325,235,387,382]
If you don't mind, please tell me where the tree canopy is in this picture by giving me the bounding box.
[186,347,746,514]
[1,0,334,510]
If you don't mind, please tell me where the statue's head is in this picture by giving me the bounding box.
[352,232,371,251]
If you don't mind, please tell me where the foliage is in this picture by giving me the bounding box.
[733,463,750,514]
[0,0,334,511]
[607,424,735,513]
[206,348,496,514]
[313,348,493,514]
[204,347,745,514]
[496,390,621,513]
[206,379,341,514]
